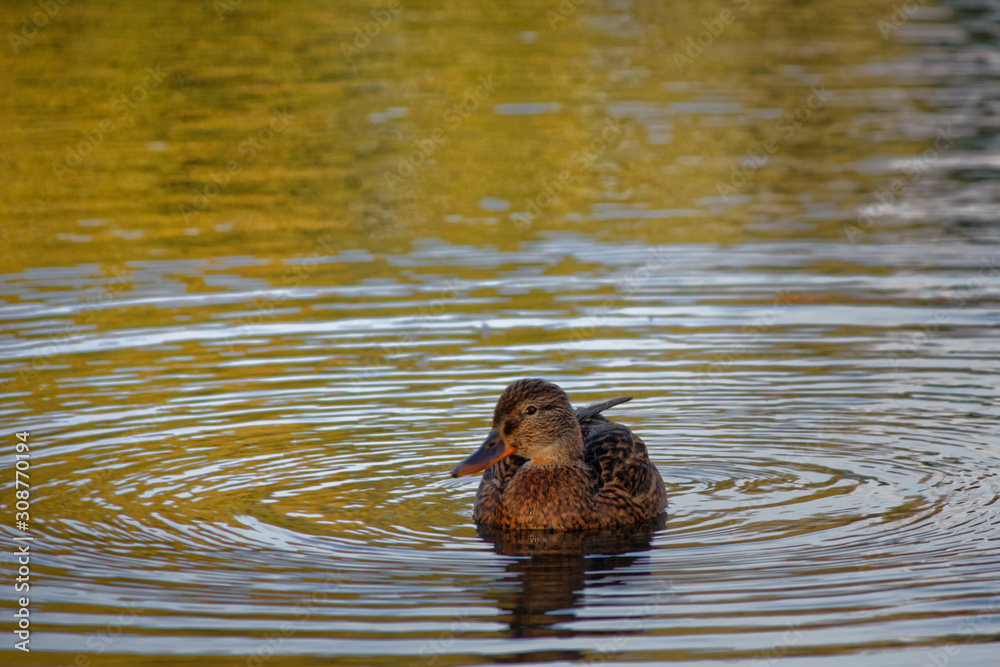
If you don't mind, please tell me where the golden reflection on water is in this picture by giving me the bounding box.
[4,0,911,275]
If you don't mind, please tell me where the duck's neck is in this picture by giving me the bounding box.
[528,420,584,467]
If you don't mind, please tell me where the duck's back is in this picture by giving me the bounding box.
[581,421,667,525]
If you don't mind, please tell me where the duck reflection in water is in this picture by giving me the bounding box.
[477,516,668,644]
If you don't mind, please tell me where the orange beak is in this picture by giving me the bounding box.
[450,429,514,477]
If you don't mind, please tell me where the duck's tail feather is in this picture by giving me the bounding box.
[575,396,632,423]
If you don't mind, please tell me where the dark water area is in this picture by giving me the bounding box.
[1,0,999,665]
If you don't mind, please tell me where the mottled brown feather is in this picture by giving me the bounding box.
[469,380,667,531]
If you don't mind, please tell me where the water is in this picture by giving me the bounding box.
[2,1,1000,665]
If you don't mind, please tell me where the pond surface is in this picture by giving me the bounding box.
[2,1,1000,665]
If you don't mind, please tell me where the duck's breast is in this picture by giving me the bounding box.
[495,462,598,531]
[472,454,526,525]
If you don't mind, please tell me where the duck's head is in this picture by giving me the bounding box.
[450,378,583,477]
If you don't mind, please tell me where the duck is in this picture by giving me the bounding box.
[450,378,667,531]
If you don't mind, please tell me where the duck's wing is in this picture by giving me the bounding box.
[473,454,527,525]
[582,422,667,525]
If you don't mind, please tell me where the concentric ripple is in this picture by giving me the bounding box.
[2,232,998,665]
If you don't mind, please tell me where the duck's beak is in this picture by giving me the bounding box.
[450,429,514,477]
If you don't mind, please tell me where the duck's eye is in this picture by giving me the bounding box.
[525,406,537,415]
